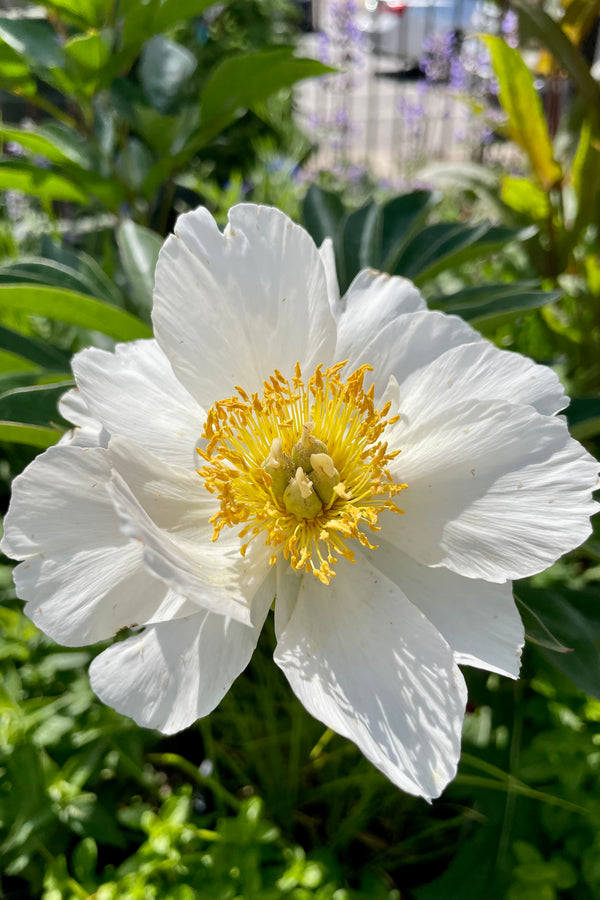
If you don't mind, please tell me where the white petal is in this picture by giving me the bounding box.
[335,269,426,365]
[319,237,341,312]
[274,556,467,800]
[363,538,524,677]
[0,445,195,645]
[58,387,109,449]
[349,309,484,399]
[153,204,336,408]
[107,467,252,625]
[89,565,274,733]
[273,559,302,639]
[397,340,567,423]
[72,339,204,468]
[384,399,599,582]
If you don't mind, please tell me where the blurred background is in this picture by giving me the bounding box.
[1,1,600,898]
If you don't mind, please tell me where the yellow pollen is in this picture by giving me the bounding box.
[197,362,407,584]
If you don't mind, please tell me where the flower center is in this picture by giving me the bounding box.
[197,362,407,584]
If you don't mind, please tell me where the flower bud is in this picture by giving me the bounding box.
[283,467,323,519]
[292,421,328,472]
[310,452,341,505]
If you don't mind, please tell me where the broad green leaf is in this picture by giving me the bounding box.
[41,238,126,306]
[379,191,438,272]
[514,594,573,653]
[0,325,70,370]
[501,175,551,221]
[0,382,70,429]
[337,201,378,294]
[516,583,600,698]
[143,49,333,193]
[0,349,38,373]
[302,184,345,246]
[115,138,154,192]
[0,162,89,204]
[131,105,190,155]
[0,285,152,341]
[63,30,114,94]
[36,0,113,29]
[430,282,562,324]
[394,221,516,284]
[0,17,64,70]
[483,36,562,189]
[139,36,197,113]
[0,122,94,169]
[199,49,333,141]
[0,255,125,308]
[565,397,600,441]
[0,421,61,448]
[511,0,600,132]
[116,220,162,317]
[121,0,221,52]
[0,41,36,95]
[570,122,600,247]
[64,31,111,72]
[0,258,113,303]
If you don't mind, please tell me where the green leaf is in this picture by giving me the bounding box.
[516,583,600,698]
[200,48,333,141]
[0,16,65,71]
[393,221,516,284]
[63,29,115,94]
[514,594,573,653]
[570,122,600,248]
[302,184,345,246]
[0,285,152,341]
[337,201,378,294]
[379,190,438,272]
[0,382,70,429]
[0,421,61,448]
[0,122,94,169]
[483,36,562,189]
[139,36,197,113]
[72,838,98,886]
[36,0,113,28]
[64,30,111,72]
[0,258,117,304]
[143,49,333,193]
[0,161,89,204]
[41,238,126,306]
[116,220,162,317]
[430,282,562,324]
[565,397,600,441]
[511,0,600,133]
[0,324,70,370]
[501,175,551,220]
[0,41,36,94]
[121,0,220,52]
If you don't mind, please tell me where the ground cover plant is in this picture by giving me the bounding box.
[1,1,600,898]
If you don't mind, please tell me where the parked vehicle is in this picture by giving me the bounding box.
[359,0,498,67]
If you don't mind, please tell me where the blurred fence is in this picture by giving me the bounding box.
[294,0,518,184]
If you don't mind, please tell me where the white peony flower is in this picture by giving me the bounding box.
[2,204,598,801]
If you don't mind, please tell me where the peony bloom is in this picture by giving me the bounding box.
[2,204,598,800]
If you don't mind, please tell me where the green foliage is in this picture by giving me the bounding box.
[1,1,600,898]
[302,185,560,330]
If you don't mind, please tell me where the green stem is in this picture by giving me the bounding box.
[147,752,241,811]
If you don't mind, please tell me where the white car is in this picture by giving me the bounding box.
[359,0,499,66]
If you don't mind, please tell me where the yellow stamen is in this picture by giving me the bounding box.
[197,361,407,584]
